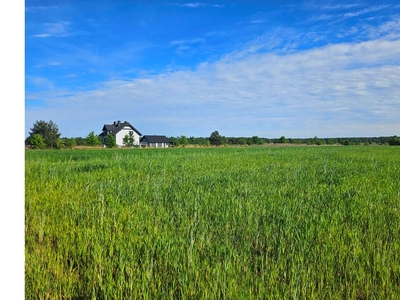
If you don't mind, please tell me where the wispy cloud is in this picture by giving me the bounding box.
[31,21,72,38]
[25,5,59,12]
[238,19,268,25]
[343,5,389,18]
[170,38,205,46]
[26,76,55,90]
[320,3,363,10]
[175,2,224,8]
[309,4,391,23]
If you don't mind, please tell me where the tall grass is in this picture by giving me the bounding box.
[25,146,400,299]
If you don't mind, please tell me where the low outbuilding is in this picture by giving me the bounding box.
[140,135,171,148]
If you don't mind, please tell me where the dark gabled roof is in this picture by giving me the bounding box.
[140,135,171,143]
[101,121,142,136]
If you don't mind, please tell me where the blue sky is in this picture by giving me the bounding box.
[25,0,400,138]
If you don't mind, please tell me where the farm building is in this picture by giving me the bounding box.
[99,120,142,147]
[140,135,171,148]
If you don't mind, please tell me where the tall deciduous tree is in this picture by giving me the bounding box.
[209,131,223,146]
[27,120,61,148]
[86,131,100,146]
[123,131,135,147]
[179,135,189,147]
[105,134,116,148]
[279,136,286,144]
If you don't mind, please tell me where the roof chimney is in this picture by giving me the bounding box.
[117,120,121,127]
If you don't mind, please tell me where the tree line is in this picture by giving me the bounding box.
[169,132,400,147]
[25,120,400,149]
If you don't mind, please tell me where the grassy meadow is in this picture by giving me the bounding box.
[25,146,400,299]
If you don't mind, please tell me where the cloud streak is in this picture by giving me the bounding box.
[175,2,224,8]
[31,21,72,38]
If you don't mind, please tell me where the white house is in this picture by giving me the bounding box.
[99,120,142,147]
[140,135,171,148]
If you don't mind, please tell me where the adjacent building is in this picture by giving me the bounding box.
[140,135,171,148]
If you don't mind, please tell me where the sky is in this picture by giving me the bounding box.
[25,0,400,138]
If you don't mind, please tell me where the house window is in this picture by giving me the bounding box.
[129,131,133,134]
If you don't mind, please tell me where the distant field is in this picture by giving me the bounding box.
[25,146,400,299]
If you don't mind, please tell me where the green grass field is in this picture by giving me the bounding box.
[25,146,400,299]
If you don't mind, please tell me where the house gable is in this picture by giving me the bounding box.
[100,120,142,146]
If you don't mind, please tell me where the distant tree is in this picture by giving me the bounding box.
[56,139,65,149]
[342,139,351,146]
[86,131,100,146]
[252,136,264,145]
[30,134,46,149]
[74,137,86,146]
[179,135,189,147]
[188,136,196,145]
[64,138,76,149]
[209,131,223,146]
[238,138,247,145]
[123,131,135,147]
[169,137,180,147]
[105,134,116,148]
[388,136,400,146]
[27,120,61,148]
[279,136,286,144]
[313,136,322,145]
[327,138,336,145]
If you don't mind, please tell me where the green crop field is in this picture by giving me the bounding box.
[25,146,400,299]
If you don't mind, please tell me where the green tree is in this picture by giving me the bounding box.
[30,134,46,149]
[252,136,264,145]
[86,131,100,146]
[169,137,180,147]
[388,136,400,146]
[279,136,286,144]
[209,131,223,146]
[313,136,322,145]
[179,135,189,147]
[64,138,77,149]
[105,134,116,148]
[238,138,247,145]
[56,139,65,149]
[123,132,135,147]
[27,120,61,148]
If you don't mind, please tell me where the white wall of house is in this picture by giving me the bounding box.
[115,126,141,146]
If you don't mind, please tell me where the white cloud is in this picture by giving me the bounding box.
[170,38,205,46]
[25,5,59,12]
[177,3,206,8]
[32,33,51,38]
[343,5,389,18]
[175,2,224,8]
[321,3,363,10]
[26,34,400,138]
[32,21,72,38]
